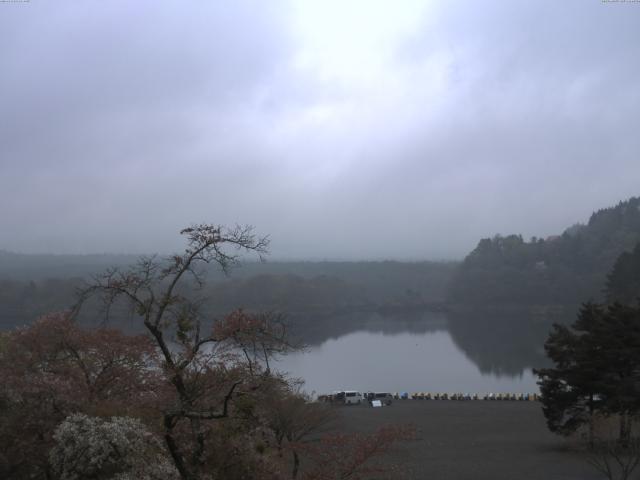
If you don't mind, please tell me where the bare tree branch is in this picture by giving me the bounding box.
[70,224,300,480]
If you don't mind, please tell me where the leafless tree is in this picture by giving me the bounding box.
[74,224,296,480]
[260,386,337,479]
[586,437,640,480]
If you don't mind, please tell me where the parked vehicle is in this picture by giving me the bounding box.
[364,392,393,406]
[331,391,346,404]
[344,390,363,405]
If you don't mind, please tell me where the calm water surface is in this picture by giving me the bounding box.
[275,326,540,396]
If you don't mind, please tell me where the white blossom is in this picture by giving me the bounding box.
[49,413,179,480]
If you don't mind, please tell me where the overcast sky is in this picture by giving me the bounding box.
[1,0,639,260]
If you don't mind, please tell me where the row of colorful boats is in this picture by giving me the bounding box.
[399,392,539,401]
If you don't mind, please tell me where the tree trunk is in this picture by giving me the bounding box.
[164,415,193,480]
[588,395,595,449]
[619,412,630,447]
[292,450,300,479]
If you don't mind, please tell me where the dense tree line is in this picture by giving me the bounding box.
[448,197,640,305]
[536,302,640,444]
[536,243,640,478]
[605,241,640,305]
[0,263,455,333]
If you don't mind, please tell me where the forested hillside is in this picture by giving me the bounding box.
[447,197,640,305]
[0,259,457,330]
[605,240,640,305]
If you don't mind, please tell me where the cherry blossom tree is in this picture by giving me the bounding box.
[49,413,178,480]
[74,225,296,480]
[0,313,160,479]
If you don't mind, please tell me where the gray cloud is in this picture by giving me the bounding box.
[1,0,639,259]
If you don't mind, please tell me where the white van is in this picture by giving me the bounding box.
[343,390,363,405]
[364,392,393,406]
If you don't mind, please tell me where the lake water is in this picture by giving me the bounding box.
[274,311,547,396]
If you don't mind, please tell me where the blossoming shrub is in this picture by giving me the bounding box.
[49,413,178,480]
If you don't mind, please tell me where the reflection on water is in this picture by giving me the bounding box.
[276,309,573,396]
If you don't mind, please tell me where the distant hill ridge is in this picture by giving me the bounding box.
[447,196,640,306]
[0,254,457,330]
[0,252,140,281]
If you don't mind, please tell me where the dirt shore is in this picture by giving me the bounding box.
[333,400,602,480]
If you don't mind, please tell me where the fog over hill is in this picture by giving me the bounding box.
[1,0,639,260]
[449,196,640,306]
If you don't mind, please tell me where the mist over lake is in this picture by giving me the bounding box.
[275,310,550,396]
[277,329,538,396]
